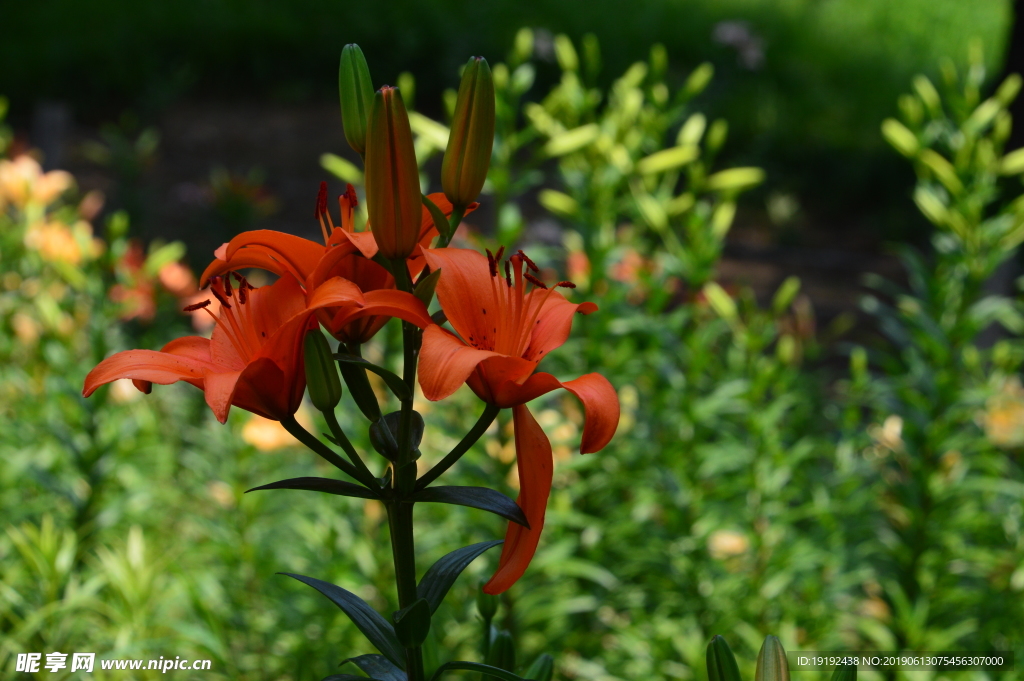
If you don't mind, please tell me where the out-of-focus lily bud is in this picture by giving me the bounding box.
[754,636,791,681]
[442,57,495,210]
[339,44,374,156]
[304,329,341,411]
[365,86,421,260]
[706,635,742,681]
[486,629,516,672]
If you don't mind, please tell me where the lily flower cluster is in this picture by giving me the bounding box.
[84,44,618,679]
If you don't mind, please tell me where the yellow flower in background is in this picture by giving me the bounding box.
[0,155,73,209]
[708,529,749,559]
[23,219,102,266]
[241,406,314,451]
[982,377,1024,448]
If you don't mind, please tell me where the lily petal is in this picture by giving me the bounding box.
[200,230,325,286]
[559,373,620,453]
[421,248,495,346]
[483,404,552,594]
[83,346,216,397]
[525,291,598,362]
[418,325,502,401]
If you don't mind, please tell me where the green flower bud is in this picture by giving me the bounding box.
[522,653,554,681]
[706,635,742,681]
[442,57,495,209]
[365,86,421,260]
[477,583,499,621]
[486,629,516,672]
[339,44,374,156]
[829,662,857,681]
[754,636,790,681]
[304,329,341,412]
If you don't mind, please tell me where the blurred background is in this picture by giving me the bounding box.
[2,1,1024,679]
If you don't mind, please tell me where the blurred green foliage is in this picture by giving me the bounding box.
[3,32,1024,681]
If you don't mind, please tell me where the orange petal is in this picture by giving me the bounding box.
[483,404,552,594]
[524,290,598,362]
[339,289,433,329]
[83,345,215,397]
[560,373,619,453]
[466,355,540,406]
[233,356,298,421]
[421,248,496,346]
[307,238,364,289]
[203,370,244,423]
[417,324,501,401]
[306,276,366,311]
[200,230,325,286]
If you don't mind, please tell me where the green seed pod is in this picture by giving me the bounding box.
[442,57,495,210]
[304,329,341,412]
[339,44,374,156]
[706,635,742,681]
[754,636,790,681]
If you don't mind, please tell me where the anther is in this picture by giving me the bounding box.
[486,248,497,277]
[210,285,232,310]
[344,183,359,207]
[315,181,328,218]
[556,281,577,289]
[524,273,547,289]
[504,259,512,287]
[223,274,233,297]
[183,299,211,312]
[517,250,539,272]
[238,284,247,305]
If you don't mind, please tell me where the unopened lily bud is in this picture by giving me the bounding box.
[706,635,742,681]
[365,86,421,260]
[304,329,341,412]
[339,44,374,156]
[486,629,516,672]
[442,57,495,210]
[755,636,791,681]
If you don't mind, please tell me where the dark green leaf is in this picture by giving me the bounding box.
[417,540,503,613]
[344,654,407,681]
[335,354,411,401]
[281,573,405,669]
[323,675,375,681]
[428,661,524,681]
[411,487,528,528]
[338,359,383,422]
[413,267,442,307]
[247,477,379,500]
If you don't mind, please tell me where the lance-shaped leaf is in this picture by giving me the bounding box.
[343,654,407,681]
[335,354,412,401]
[282,573,405,669]
[416,540,503,613]
[247,477,380,500]
[428,661,525,681]
[411,486,529,528]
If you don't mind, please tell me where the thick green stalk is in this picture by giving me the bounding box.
[386,497,424,680]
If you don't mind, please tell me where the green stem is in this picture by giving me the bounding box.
[442,206,467,247]
[280,416,373,490]
[324,410,378,489]
[415,404,501,491]
[386,498,425,680]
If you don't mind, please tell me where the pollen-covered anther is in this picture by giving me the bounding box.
[556,281,577,289]
[524,273,547,289]
[517,250,539,272]
[486,248,497,277]
[315,181,328,219]
[223,274,233,296]
[210,278,232,309]
[183,299,212,312]
[504,259,512,287]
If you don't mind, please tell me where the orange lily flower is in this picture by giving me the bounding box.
[84,272,366,423]
[199,184,469,342]
[417,247,619,594]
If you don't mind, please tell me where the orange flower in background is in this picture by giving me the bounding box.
[84,273,366,422]
[417,247,619,594]
[0,155,73,209]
